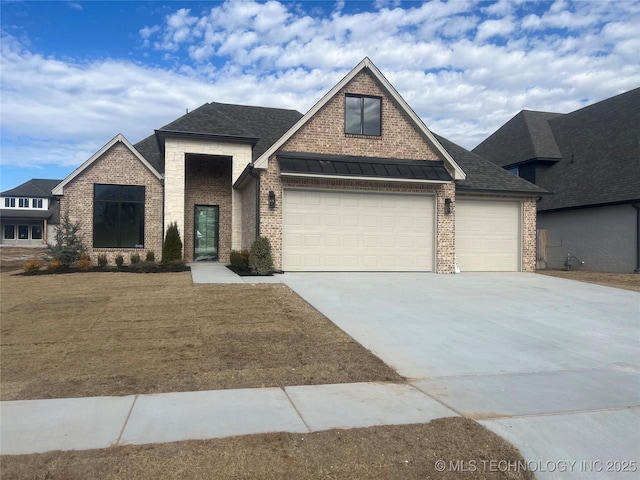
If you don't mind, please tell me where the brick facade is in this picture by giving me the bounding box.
[59,142,163,265]
[240,178,257,250]
[183,155,232,263]
[257,68,458,273]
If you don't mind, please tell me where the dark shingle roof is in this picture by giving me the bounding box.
[1,179,62,197]
[434,134,548,196]
[133,134,163,174]
[473,110,563,167]
[472,88,640,210]
[135,102,303,173]
[277,152,452,182]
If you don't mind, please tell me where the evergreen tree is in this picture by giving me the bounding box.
[162,222,183,263]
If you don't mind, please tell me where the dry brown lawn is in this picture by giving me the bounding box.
[1,270,402,400]
[537,269,640,292]
[1,419,534,480]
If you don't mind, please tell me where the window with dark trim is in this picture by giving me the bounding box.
[32,225,43,240]
[18,198,29,208]
[93,184,145,248]
[18,225,29,239]
[4,198,15,207]
[33,198,43,208]
[345,94,381,136]
[4,225,15,239]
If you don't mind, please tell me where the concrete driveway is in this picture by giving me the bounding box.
[281,272,640,479]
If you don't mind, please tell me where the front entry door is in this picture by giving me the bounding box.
[194,205,219,261]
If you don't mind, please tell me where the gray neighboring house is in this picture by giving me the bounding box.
[473,88,640,273]
[0,179,62,246]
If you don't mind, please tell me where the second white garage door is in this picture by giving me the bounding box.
[455,198,521,271]
[283,190,434,271]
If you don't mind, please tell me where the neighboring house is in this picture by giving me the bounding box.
[473,88,640,273]
[49,57,545,272]
[0,179,61,246]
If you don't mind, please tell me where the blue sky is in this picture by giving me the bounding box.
[1,0,639,191]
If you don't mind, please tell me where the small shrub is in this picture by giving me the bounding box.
[130,252,141,264]
[145,250,155,263]
[249,236,274,275]
[162,222,183,263]
[46,258,64,272]
[76,253,93,271]
[230,249,250,270]
[97,254,108,268]
[130,261,159,273]
[115,254,124,268]
[23,257,43,272]
[163,260,188,272]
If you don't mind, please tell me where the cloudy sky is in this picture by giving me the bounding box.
[1,0,639,191]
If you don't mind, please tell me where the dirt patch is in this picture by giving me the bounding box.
[537,269,640,292]
[0,418,533,480]
[0,246,47,272]
[1,271,402,400]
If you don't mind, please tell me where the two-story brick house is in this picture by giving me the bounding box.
[49,58,545,272]
[0,179,61,246]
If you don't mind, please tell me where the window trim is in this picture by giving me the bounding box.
[344,94,382,136]
[32,198,43,208]
[31,224,43,240]
[4,224,15,239]
[18,198,29,208]
[18,225,29,239]
[93,184,145,248]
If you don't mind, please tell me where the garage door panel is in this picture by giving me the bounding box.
[456,199,520,272]
[284,190,434,271]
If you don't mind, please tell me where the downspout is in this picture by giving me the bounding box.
[248,164,260,238]
[633,203,640,273]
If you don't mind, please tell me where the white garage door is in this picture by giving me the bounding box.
[456,199,521,272]
[283,190,434,271]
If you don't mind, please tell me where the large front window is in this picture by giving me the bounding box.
[93,184,145,248]
[345,94,381,136]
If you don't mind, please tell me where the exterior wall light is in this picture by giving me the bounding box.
[268,190,276,209]
[444,198,453,215]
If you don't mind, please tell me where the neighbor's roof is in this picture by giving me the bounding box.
[0,209,54,220]
[473,87,640,210]
[135,102,304,173]
[473,110,563,168]
[435,134,548,196]
[1,179,62,198]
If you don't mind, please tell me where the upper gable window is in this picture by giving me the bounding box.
[345,95,381,136]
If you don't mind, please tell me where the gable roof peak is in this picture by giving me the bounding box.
[52,133,162,196]
[252,58,466,180]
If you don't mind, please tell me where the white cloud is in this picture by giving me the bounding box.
[1,0,640,178]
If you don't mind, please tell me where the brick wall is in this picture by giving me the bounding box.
[257,68,457,272]
[60,141,163,265]
[183,155,232,263]
[240,178,257,250]
[522,197,537,272]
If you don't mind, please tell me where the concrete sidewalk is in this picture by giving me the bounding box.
[1,382,456,455]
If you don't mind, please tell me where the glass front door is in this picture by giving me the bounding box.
[194,205,219,261]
